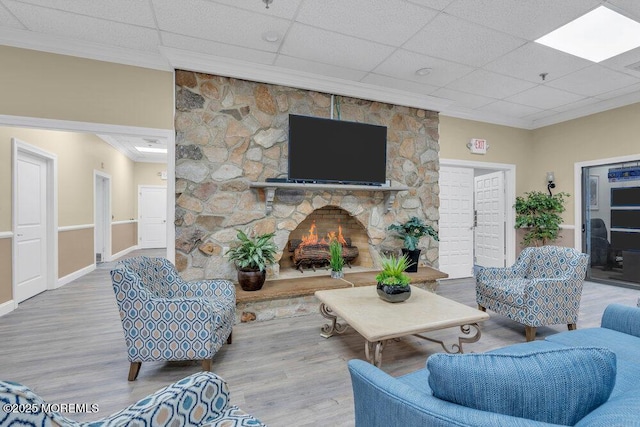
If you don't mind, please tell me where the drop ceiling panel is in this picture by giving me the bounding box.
[280,23,395,72]
[4,1,160,51]
[446,69,537,99]
[211,0,303,19]
[275,55,368,81]
[295,0,436,46]
[476,100,542,118]
[360,73,439,96]
[483,43,591,83]
[443,0,601,40]
[9,0,157,27]
[505,85,585,110]
[162,33,277,65]
[405,0,455,11]
[404,13,525,67]
[152,0,290,52]
[0,2,22,28]
[431,87,495,110]
[373,49,474,87]
[546,65,640,96]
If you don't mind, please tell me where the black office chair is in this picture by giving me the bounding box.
[590,218,614,268]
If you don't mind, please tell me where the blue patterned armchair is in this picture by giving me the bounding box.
[111,257,236,380]
[0,371,266,426]
[476,246,589,341]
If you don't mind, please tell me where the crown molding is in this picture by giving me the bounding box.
[0,27,171,71]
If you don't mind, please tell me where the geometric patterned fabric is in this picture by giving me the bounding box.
[476,246,589,328]
[110,257,236,363]
[0,371,266,426]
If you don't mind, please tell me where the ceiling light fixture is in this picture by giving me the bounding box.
[136,147,167,154]
[261,30,281,43]
[415,67,432,76]
[262,0,273,9]
[535,6,640,62]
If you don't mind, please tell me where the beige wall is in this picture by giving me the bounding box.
[0,46,174,129]
[133,162,168,214]
[0,238,11,304]
[58,228,94,278]
[439,116,534,195]
[112,222,138,255]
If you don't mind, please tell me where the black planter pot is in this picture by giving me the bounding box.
[377,282,411,303]
[401,248,421,273]
[238,269,266,291]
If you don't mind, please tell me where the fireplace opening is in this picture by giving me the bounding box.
[279,206,373,274]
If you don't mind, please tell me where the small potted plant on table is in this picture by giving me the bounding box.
[375,255,412,303]
[226,229,277,291]
[388,216,439,272]
[329,239,345,279]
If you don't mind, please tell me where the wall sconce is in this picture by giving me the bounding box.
[547,171,556,196]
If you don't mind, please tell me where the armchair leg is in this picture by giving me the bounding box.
[525,326,536,342]
[227,330,233,345]
[128,362,141,381]
[477,305,486,312]
[201,359,212,372]
[568,323,577,331]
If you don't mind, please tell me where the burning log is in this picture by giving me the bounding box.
[289,221,359,272]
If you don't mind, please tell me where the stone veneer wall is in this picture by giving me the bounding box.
[174,70,440,282]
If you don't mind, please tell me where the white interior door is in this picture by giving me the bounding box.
[15,151,48,302]
[474,171,505,268]
[139,186,167,248]
[439,166,475,278]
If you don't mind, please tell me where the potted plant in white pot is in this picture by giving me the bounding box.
[226,229,277,291]
[388,216,439,272]
[375,254,412,303]
[329,239,345,279]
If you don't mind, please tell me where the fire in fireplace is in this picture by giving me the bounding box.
[288,221,359,272]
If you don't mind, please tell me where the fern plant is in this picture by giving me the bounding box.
[514,191,569,247]
[375,255,412,286]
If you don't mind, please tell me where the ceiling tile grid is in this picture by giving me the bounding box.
[1,0,640,135]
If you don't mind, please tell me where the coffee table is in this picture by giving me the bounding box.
[315,285,490,367]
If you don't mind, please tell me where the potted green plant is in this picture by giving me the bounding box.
[375,255,412,303]
[388,216,439,272]
[329,239,345,279]
[515,191,568,247]
[226,229,277,291]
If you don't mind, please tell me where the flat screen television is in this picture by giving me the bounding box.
[287,114,387,185]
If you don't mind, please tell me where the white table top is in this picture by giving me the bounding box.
[315,285,490,342]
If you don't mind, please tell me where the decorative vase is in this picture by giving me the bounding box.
[330,270,344,279]
[238,269,266,291]
[401,248,421,273]
[377,283,411,303]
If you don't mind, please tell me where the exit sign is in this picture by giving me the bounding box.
[469,138,488,154]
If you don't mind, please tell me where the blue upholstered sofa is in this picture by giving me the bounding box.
[349,303,640,426]
[1,371,265,426]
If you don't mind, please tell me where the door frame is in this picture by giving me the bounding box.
[440,159,517,267]
[573,154,640,251]
[12,138,58,307]
[94,170,112,263]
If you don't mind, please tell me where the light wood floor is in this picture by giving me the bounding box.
[1,249,638,426]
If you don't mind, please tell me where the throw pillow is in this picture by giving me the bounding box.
[427,347,616,425]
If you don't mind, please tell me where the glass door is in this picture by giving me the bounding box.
[582,162,640,288]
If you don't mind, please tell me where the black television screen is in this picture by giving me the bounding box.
[287,114,387,185]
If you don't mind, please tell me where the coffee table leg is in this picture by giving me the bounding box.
[319,303,349,338]
[414,323,482,354]
[365,340,385,367]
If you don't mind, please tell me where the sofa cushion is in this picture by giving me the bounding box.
[427,347,616,426]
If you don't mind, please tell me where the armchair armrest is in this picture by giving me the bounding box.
[348,360,548,427]
[90,372,230,427]
[601,304,640,338]
[173,279,236,303]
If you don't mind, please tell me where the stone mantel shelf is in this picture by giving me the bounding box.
[250,182,410,215]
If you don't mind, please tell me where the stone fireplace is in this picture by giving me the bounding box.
[173,70,441,283]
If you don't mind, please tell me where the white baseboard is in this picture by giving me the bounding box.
[0,299,16,317]
[56,264,96,288]
[110,245,139,261]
